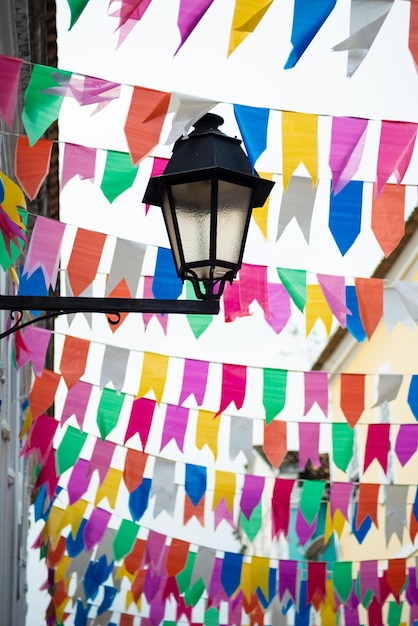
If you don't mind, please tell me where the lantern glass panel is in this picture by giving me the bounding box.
[216,180,253,266]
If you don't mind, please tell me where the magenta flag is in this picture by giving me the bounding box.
[375,120,418,195]
[146,530,168,572]
[264,283,291,334]
[87,438,116,485]
[278,559,298,603]
[271,478,294,539]
[21,413,57,463]
[67,458,90,504]
[298,422,320,469]
[175,0,216,54]
[223,280,250,322]
[304,370,328,416]
[329,116,368,194]
[142,276,168,333]
[179,358,209,406]
[317,273,349,328]
[124,397,156,447]
[60,380,92,430]
[295,508,317,546]
[216,363,247,416]
[160,404,189,452]
[240,474,264,520]
[61,142,97,189]
[0,55,22,128]
[330,482,353,520]
[359,560,380,602]
[15,326,51,376]
[214,499,236,530]
[83,507,112,551]
[23,216,66,288]
[34,447,59,497]
[145,157,169,214]
[363,423,390,473]
[239,263,269,318]
[395,424,418,466]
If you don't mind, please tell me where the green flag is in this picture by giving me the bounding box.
[332,422,354,472]
[97,388,125,440]
[277,267,306,311]
[113,519,139,561]
[299,480,325,525]
[263,367,287,423]
[56,425,87,474]
[100,150,139,203]
[66,0,90,28]
[240,502,262,542]
[332,561,352,603]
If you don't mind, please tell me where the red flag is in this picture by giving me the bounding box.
[340,373,365,428]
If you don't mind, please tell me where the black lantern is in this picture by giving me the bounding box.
[143,113,274,300]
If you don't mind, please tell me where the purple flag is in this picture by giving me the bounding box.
[395,424,418,466]
[329,116,368,194]
[298,422,320,469]
[160,404,189,452]
[83,507,111,551]
[304,370,328,416]
[67,458,90,504]
[23,216,66,288]
[61,380,92,430]
[175,0,216,55]
[240,474,264,520]
[61,142,97,189]
[179,358,209,405]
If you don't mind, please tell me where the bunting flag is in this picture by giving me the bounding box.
[332,0,394,77]
[228,0,274,57]
[124,86,171,164]
[175,0,216,54]
[284,0,337,69]
[59,334,90,389]
[100,149,139,203]
[340,373,365,427]
[22,215,65,289]
[277,175,316,244]
[65,0,91,29]
[66,227,106,296]
[281,111,318,190]
[233,104,269,171]
[329,116,368,194]
[375,120,418,196]
[61,142,97,189]
[328,180,363,255]
[409,0,418,71]
[0,54,22,128]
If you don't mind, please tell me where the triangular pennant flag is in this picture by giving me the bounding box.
[371,183,405,257]
[59,334,89,389]
[175,0,216,54]
[375,120,418,195]
[228,0,274,57]
[124,86,171,164]
[66,0,91,28]
[100,149,139,203]
[329,180,363,255]
[15,135,52,200]
[61,142,96,189]
[282,111,318,189]
[284,0,337,69]
[329,116,368,194]
[22,64,71,145]
[0,54,22,128]
[66,227,107,296]
[277,175,316,243]
[332,0,394,77]
[233,104,269,170]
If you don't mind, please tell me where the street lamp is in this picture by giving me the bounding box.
[0,113,274,338]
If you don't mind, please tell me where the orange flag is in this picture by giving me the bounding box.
[165,538,190,576]
[409,0,418,72]
[371,183,405,257]
[59,335,89,389]
[340,373,365,428]
[66,227,107,296]
[356,483,380,530]
[29,369,61,419]
[263,420,286,468]
[184,494,205,525]
[15,135,52,200]
[355,277,383,340]
[124,86,171,164]
[386,558,406,598]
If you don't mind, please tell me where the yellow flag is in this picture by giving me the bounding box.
[64,499,88,538]
[306,284,333,336]
[282,111,318,190]
[55,555,71,582]
[125,589,135,610]
[43,506,66,549]
[136,352,169,404]
[252,172,273,239]
[20,406,33,439]
[115,563,135,582]
[320,580,336,625]
[0,172,26,228]
[54,597,71,624]
[95,467,122,508]
[196,410,220,460]
[333,509,346,538]
[213,470,235,513]
[251,556,270,598]
[240,561,252,601]
[324,502,333,544]
[228,0,274,56]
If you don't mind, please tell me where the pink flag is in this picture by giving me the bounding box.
[179,358,209,405]
[214,498,236,530]
[0,55,22,128]
[21,413,57,463]
[317,273,349,328]
[160,404,189,452]
[330,482,353,521]
[34,447,58,497]
[145,157,168,214]
[239,263,269,318]
[271,478,294,539]
[67,458,90,504]
[295,508,317,546]
[22,216,66,288]
[264,283,291,334]
[87,438,116,485]
[223,280,250,322]
[304,370,328,416]
[298,422,320,468]
[124,397,156,447]
[375,120,418,195]
[329,116,368,194]
[61,142,96,189]
[363,423,390,473]
[83,507,112,551]
[60,380,92,430]
[15,326,51,376]
[142,276,168,333]
[175,0,216,54]
[216,363,246,416]
[240,475,264,520]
